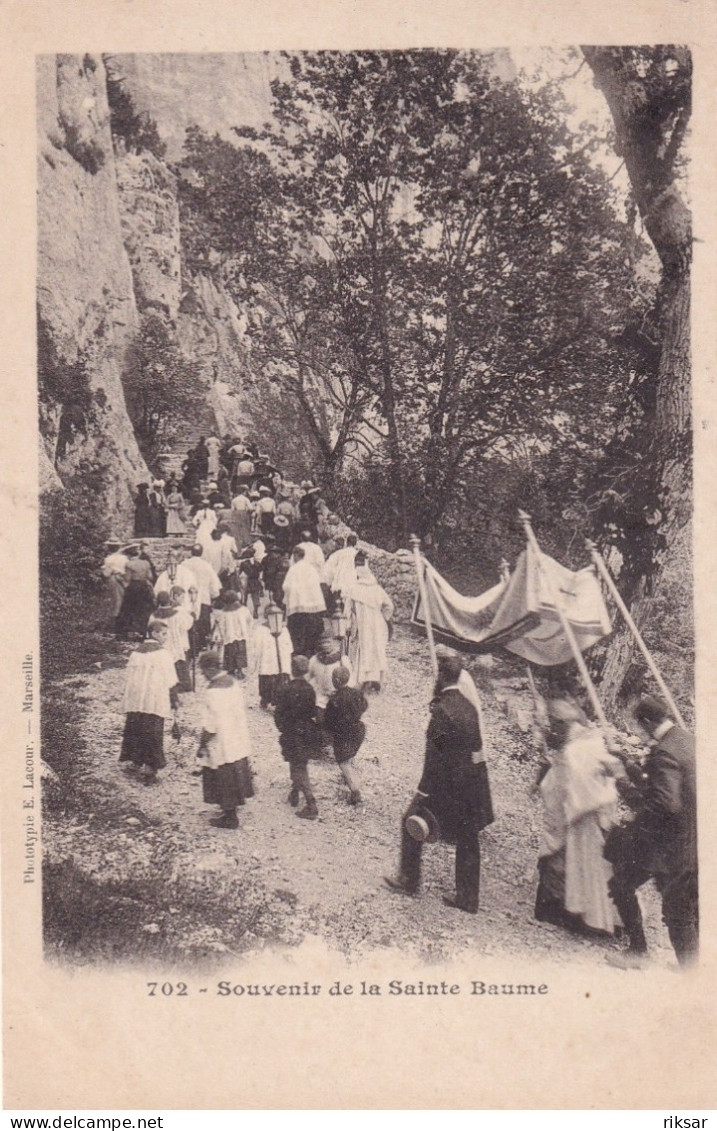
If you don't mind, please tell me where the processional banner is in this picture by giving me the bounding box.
[412,543,612,665]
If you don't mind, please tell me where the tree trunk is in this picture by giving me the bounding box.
[583,48,692,714]
[370,236,409,544]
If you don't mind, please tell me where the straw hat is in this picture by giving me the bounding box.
[405,807,440,844]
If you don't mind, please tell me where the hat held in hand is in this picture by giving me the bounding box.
[405,806,440,844]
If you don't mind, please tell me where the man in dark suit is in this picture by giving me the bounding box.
[606,695,698,967]
[384,654,494,914]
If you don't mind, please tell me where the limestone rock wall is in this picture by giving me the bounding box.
[37,53,149,522]
[107,53,277,162]
[115,151,182,319]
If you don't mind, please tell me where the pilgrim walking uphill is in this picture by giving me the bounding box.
[119,619,179,786]
[195,651,255,830]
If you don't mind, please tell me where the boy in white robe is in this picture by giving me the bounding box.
[211,590,253,678]
[252,604,293,707]
[196,652,255,829]
[119,619,178,785]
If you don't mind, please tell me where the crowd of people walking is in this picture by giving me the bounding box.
[100,433,698,968]
[102,434,394,828]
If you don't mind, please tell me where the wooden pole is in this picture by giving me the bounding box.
[585,539,687,728]
[525,663,544,719]
[410,533,438,677]
[517,511,609,728]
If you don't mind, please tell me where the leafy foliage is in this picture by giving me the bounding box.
[105,69,167,160]
[178,127,378,478]
[40,466,112,595]
[122,314,207,462]
[180,50,654,562]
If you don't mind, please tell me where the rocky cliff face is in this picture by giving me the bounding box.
[115,151,181,320]
[106,53,277,162]
[43,50,525,520]
[37,53,149,521]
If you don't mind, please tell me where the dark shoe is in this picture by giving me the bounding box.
[443,896,478,914]
[536,904,592,935]
[296,805,318,820]
[142,772,158,787]
[288,788,300,807]
[535,906,570,928]
[348,790,362,806]
[210,813,239,829]
[383,876,417,897]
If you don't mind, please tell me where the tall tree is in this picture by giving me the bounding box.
[239,51,447,538]
[240,50,643,543]
[123,314,206,462]
[178,126,377,484]
[582,46,692,708]
[394,58,643,540]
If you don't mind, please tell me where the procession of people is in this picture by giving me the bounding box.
[101,433,698,969]
[105,436,394,832]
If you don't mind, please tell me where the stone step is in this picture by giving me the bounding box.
[122,535,196,570]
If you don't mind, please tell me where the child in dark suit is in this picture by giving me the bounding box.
[324,665,368,806]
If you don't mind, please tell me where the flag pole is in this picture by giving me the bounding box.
[585,539,687,728]
[517,510,609,728]
[410,533,438,677]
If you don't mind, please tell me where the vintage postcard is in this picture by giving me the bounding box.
[2,0,716,1112]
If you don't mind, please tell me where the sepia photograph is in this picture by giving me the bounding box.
[3,0,716,1111]
[37,44,695,970]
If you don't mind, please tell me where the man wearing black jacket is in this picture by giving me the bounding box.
[384,654,494,914]
[606,695,698,967]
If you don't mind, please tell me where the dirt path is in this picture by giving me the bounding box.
[42,620,673,969]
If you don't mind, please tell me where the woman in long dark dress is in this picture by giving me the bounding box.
[134,483,153,537]
[115,546,156,639]
[147,481,167,537]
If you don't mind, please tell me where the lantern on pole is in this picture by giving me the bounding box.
[266,603,285,674]
[331,595,349,656]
